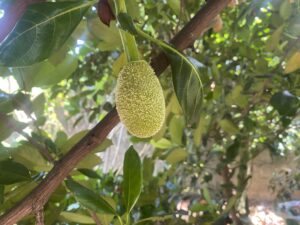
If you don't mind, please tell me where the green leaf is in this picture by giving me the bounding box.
[226,139,240,163]
[270,90,299,117]
[32,55,78,87]
[166,148,187,164]
[32,93,46,117]
[0,91,14,113]
[92,139,113,153]
[123,146,142,213]
[150,138,173,149]
[96,213,114,225]
[219,119,239,135]
[166,55,203,125]
[66,179,116,215]
[225,85,248,108]
[143,157,154,183]
[190,203,210,212]
[285,15,300,38]
[0,144,9,161]
[60,212,94,224]
[117,13,138,35]
[60,130,88,154]
[193,114,211,147]
[125,0,141,19]
[167,0,180,16]
[169,115,185,145]
[134,215,173,225]
[78,168,101,179]
[0,185,4,204]
[1,182,37,210]
[0,115,27,141]
[112,53,127,76]
[0,1,92,66]
[279,0,292,20]
[266,26,283,51]
[11,143,52,172]
[0,160,31,184]
[202,187,213,206]
[285,51,300,74]
[77,153,102,169]
[88,19,122,51]
[134,27,203,125]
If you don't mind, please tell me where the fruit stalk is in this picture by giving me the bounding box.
[114,0,140,62]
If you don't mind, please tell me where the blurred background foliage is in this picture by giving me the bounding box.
[0,0,299,224]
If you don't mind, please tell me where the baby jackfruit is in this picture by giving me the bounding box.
[115,60,165,138]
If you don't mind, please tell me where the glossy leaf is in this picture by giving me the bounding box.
[162,53,203,125]
[60,212,94,224]
[270,90,299,117]
[0,160,31,184]
[123,146,142,213]
[78,168,101,179]
[66,180,116,215]
[133,27,203,125]
[0,1,92,66]
[11,143,52,172]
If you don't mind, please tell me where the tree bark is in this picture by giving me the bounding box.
[0,0,231,224]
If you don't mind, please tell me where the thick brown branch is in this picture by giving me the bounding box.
[0,0,230,224]
[151,0,230,74]
[0,0,45,43]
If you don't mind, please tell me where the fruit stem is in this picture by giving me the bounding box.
[114,0,140,62]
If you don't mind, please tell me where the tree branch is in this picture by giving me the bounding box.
[88,210,102,225]
[35,208,44,225]
[0,0,231,224]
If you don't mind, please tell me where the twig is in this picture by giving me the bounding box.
[0,0,231,224]
[88,210,102,225]
[35,209,44,225]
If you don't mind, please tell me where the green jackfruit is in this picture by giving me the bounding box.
[116,60,165,138]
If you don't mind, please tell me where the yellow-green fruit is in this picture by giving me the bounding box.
[116,60,165,138]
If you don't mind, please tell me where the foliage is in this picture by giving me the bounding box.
[0,0,299,224]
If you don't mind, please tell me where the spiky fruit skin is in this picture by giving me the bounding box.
[116,60,165,138]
